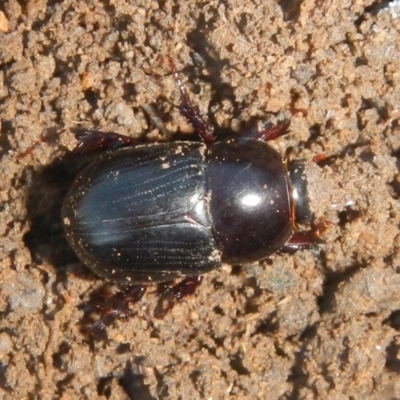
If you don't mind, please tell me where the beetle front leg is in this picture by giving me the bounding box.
[154,276,203,318]
[280,231,319,253]
[281,219,331,253]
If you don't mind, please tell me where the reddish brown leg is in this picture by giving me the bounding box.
[72,129,140,154]
[281,219,332,253]
[280,231,319,253]
[312,153,328,163]
[17,140,42,159]
[154,276,203,318]
[251,121,290,142]
[81,284,148,335]
[168,59,215,143]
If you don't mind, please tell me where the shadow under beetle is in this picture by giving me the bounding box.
[62,62,324,331]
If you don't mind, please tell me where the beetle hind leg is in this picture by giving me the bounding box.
[80,284,148,336]
[154,276,203,318]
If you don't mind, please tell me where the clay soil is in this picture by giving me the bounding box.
[1,0,400,399]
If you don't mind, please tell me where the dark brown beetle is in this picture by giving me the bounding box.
[62,64,326,329]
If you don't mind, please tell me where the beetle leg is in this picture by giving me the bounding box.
[281,218,332,253]
[280,231,319,253]
[81,284,148,335]
[311,153,328,163]
[72,129,140,154]
[154,276,203,318]
[168,59,215,144]
[251,121,290,142]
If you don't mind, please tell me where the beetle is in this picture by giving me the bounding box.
[62,63,323,329]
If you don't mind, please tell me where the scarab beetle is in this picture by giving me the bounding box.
[62,65,324,326]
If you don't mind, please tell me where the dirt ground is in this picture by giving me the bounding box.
[1,0,400,399]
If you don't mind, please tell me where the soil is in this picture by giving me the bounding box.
[1,0,400,399]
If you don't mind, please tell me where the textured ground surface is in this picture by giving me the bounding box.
[1,0,400,398]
